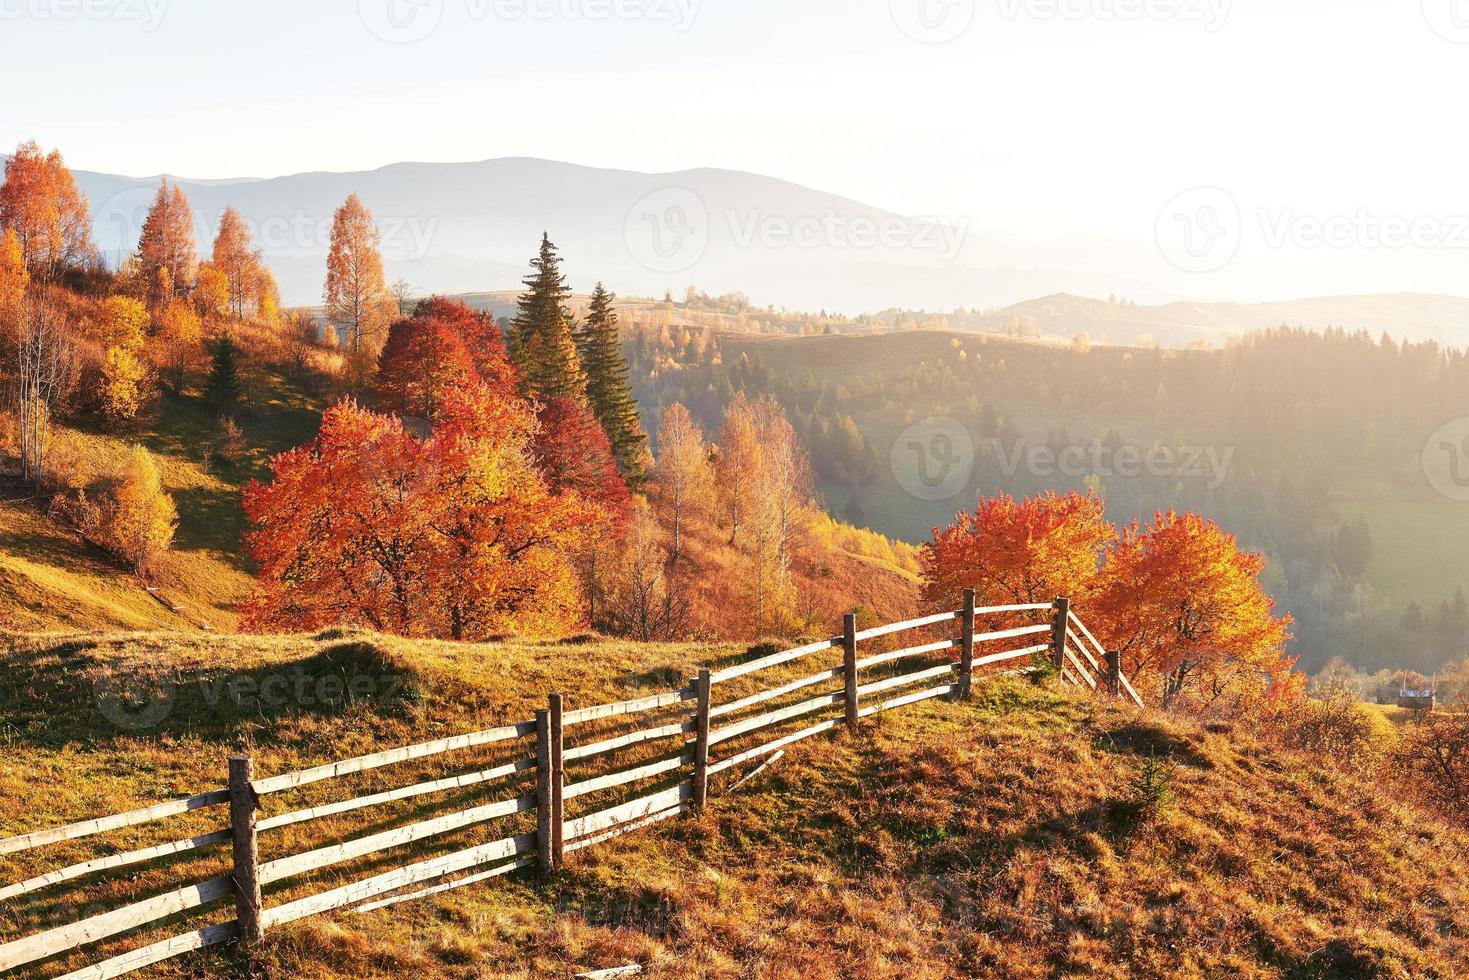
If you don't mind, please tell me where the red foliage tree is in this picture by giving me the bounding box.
[533,396,632,522]
[920,492,1115,611]
[375,298,517,420]
[1093,510,1295,710]
[242,383,590,639]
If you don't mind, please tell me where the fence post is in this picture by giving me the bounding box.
[1106,651,1122,698]
[843,612,859,732]
[693,668,712,808]
[228,755,264,945]
[549,694,565,867]
[957,588,976,700]
[1051,596,1070,679]
[535,704,562,875]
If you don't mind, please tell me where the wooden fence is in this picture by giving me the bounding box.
[0,595,1142,979]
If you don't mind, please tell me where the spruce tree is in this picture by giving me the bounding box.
[510,233,586,403]
[575,282,649,487]
[204,332,242,413]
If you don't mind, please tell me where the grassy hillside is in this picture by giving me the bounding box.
[1,631,1465,978]
[1,372,325,634]
[1,339,920,637]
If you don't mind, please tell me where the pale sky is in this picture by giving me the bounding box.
[4,0,1469,248]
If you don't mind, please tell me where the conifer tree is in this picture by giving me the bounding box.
[576,282,649,487]
[510,233,586,403]
[204,332,242,413]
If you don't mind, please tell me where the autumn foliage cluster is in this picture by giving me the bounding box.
[921,492,1296,712]
[243,383,593,639]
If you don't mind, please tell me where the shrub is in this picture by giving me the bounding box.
[1390,707,1469,825]
[105,445,177,576]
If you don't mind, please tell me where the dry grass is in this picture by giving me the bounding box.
[2,631,1467,979]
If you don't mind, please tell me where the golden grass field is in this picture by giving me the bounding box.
[2,629,1466,979]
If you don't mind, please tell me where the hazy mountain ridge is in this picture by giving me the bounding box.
[978,291,1469,348]
[10,154,1469,346]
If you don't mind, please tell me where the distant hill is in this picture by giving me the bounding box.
[25,155,1469,347]
[975,292,1469,348]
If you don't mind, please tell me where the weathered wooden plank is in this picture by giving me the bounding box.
[973,642,1051,669]
[731,751,785,792]
[852,610,958,642]
[0,828,231,902]
[0,876,234,972]
[1119,670,1145,708]
[562,688,695,727]
[980,602,1055,614]
[258,794,534,886]
[707,692,842,747]
[856,663,955,699]
[252,721,535,796]
[1065,648,1098,689]
[562,719,695,763]
[564,804,685,854]
[1066,628,1104,673]
[1068,612,1108,660]
[576,965,646,979]
[705,718,840,777]
[564,752,691,801]
[0,790,230,856]
[258,757,534,832]
[263,832,536,928]
[53,921,239,980]
[857,682,956,718]
[351,856,535,915]
[708,637,840,685]
[1060,666,1079,687]
[708,666,842,721]
[854,638,955,673]
[561,782,693,843]
[976,622,1052,645]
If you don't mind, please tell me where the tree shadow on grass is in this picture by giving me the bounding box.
[0,638,424,750]
[167,485,250,569]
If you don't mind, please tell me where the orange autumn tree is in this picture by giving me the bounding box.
[920,492,1114,611]
[137,178,196,307]
[0,140,95,281]
[242,382,590,640]
[1094,510,1294,711]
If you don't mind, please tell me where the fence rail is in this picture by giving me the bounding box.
[0,595,1143,979]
